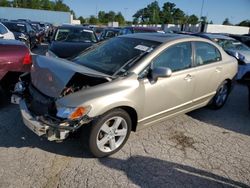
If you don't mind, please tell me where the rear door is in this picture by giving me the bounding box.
[191,41,223,104]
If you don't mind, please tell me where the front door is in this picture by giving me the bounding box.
[139,42,195,126]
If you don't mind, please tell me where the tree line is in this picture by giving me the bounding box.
[79,11,125,25]
[0,0,77,18]
[133,1,200,25]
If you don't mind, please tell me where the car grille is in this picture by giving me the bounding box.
[27,84,56,116]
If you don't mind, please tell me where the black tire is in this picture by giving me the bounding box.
[88,108,132,158]
[210,80,230,109]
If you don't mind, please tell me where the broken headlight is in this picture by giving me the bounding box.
[56,106,91,120]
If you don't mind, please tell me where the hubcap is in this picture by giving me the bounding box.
[96,116,128,153]
[215,84,228,106]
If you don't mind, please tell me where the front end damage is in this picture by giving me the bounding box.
[13,55,111,141]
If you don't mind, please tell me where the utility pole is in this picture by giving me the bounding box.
[124,8,128,22]
[200,0,205,20]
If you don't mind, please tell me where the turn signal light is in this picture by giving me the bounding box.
[69,107,87,120]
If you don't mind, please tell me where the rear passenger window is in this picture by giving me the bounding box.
[195,42,221,66]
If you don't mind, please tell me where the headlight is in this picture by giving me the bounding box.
[56,106,91,120]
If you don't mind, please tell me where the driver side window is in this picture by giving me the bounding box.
[152,42,192,72]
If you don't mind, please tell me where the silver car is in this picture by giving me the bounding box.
[12,33,237,157]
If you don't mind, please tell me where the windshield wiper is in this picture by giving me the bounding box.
[113,46,154,76]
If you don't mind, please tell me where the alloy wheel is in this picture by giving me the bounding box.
[96,116,128,153]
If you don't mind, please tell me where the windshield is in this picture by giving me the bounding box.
[74,37,161,75]
[3,22,26,33]
[214,38,249,51]
[54,28,97,43]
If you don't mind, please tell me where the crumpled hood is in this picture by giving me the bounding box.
[31,55,109,98]
[49,41,93,59]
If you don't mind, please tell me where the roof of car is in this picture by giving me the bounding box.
[124,26,160,31]
[59,24,93,31]
[2,21,28,25]
[104,28,120,31]
[119,33,197,43]
[196,33,235,40]
[0,39,25,46]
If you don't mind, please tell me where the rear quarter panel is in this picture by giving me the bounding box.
[0,43,30,80]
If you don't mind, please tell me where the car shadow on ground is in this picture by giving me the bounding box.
[99,155,249,187]
[188,84,250,136]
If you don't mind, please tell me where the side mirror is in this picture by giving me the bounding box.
[0,34,3,39]
[151,67,172,82]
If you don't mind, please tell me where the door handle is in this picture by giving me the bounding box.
[216,66,222,73]
[184,74,192,81]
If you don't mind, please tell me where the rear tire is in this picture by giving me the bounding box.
[88,108,132,158]
[210,81,229,109]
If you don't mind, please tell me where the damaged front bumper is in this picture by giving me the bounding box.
[19,99,91,141]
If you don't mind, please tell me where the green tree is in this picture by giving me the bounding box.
[222,18,232,25]
[161,2,176,24]
[188,14,199,25]
[172,8,185,24]
[54,0,70,12]
[114,12,125,25]
[147,1,161,24]
[88,15,98,24]
[238,20,250,27]
[0,0,10,7]
[98,11,106,23]
[107,11,116,22]
[78,16,86,24]
[132,9,144,23]
[41,0,52,10]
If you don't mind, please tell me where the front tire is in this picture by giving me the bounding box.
[210,81,229,109]
[89,109,132,157]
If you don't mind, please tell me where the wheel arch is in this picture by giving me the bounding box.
[97,105,139,132]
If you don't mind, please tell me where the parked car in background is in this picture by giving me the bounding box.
[0,39,31,102]
[47,25,98,59]
[193,33,250,80]
[2,21,36,49]
[229,34,250,48]
[119,26,164,35]
[31,22,45,44]
[13,33,237,157]
[99,28,120,41]
[93,27,105,38]
[0,22,15,39]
